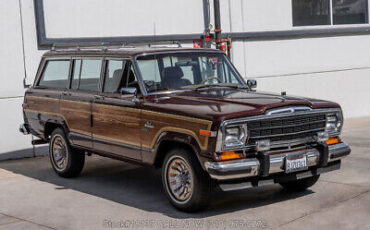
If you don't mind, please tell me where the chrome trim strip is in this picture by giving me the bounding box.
[218,182,253,192]
[224,108,341,124]
[204,159,260,180]
[266,106,312,116]
[328,142,351,162]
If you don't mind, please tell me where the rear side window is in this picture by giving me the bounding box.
[38,60,70,88]
[71,59,102,91]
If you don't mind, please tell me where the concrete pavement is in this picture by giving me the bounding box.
[0,117,369,230]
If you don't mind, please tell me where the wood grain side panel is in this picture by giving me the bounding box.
[141,110,213,150]
[25,96,60,116]
[92,104,141,147]
[60,100,91,136]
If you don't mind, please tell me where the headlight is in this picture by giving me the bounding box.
[219,124,248,150]
[325,110,343,135]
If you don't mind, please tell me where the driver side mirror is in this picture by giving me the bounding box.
[247,79,257,89]
[120,87,137,96]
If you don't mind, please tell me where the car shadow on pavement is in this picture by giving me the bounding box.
[0,154,313,219]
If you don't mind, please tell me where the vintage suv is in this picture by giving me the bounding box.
[20,47,351,211]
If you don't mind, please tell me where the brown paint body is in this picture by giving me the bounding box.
[22,48,340,169]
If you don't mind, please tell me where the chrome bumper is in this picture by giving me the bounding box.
[205,142,351,181]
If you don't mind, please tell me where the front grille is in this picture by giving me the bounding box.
[247,113,326,144]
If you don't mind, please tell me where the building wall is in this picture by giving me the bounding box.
[0,0,33,157]
[0,0,369,158]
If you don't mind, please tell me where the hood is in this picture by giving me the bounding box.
[143,88,340,121]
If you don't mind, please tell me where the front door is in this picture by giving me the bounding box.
[60,58,103,149]
[92,59,142,160]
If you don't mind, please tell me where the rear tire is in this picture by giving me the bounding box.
[162,148,212,212]
[279,175,320,192]
[49,128,85,178]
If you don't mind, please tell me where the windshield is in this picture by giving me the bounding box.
[135,52,245,93]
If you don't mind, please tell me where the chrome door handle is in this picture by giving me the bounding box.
[94,95,104,100]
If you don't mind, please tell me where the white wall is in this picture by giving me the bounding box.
[219,0,292,33]
[43,0,205,38]
[0,0,33,156]
[0,0,27,98]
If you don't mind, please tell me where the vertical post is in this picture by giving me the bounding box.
[214,0,222,50]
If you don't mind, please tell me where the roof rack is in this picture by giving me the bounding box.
[50,41,182,51]
[50,42,133,51]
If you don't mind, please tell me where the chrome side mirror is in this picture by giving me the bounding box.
[247,79,257,89]
[120,87,137,96]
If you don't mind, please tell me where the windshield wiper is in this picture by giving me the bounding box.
[194,84,248,91]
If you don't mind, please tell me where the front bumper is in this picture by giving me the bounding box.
[204,142,351,181]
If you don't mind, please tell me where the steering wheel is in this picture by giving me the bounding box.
[200,76,221,85]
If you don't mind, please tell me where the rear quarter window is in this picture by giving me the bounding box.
[38,60,70,88]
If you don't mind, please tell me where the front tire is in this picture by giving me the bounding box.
[49,128,85,178]
[279,175,320,192]
[162,148,212,212]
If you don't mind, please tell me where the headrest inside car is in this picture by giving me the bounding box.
[163,66,184,79]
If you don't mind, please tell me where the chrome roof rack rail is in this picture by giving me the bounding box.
[50,41,183,51]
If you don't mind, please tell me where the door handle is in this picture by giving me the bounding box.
[94,95,104,100]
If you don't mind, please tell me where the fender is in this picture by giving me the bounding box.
[143,130,213,170]
[153,131,202,155]
[43,115,70,140]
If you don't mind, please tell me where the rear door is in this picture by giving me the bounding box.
[92,59,142,160]
[60,58,103,149]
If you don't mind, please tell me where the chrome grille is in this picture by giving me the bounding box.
[247,114,326,144]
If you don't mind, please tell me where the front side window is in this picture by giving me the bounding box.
[292,0,369,26]
[71,59,102,91]
[136,52,244,93]
[38,60,70,88]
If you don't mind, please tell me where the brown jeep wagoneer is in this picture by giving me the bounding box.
[20,47,351,211]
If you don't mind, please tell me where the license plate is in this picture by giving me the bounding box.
[285,154,308,173]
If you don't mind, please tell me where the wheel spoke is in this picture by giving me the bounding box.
[54,154,63,162]
[51,136,68,170]
[171,166,181,173]
[174,184,183,193]
[167,156,193,201]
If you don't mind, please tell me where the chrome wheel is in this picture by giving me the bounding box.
[51,135,68,171]
[166,156,193,202]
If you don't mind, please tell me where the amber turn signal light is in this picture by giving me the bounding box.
[326,137,340,145]
[215,151,244,161]
[199,129,216,137]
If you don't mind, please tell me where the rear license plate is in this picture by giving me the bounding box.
[285,154,308,173]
